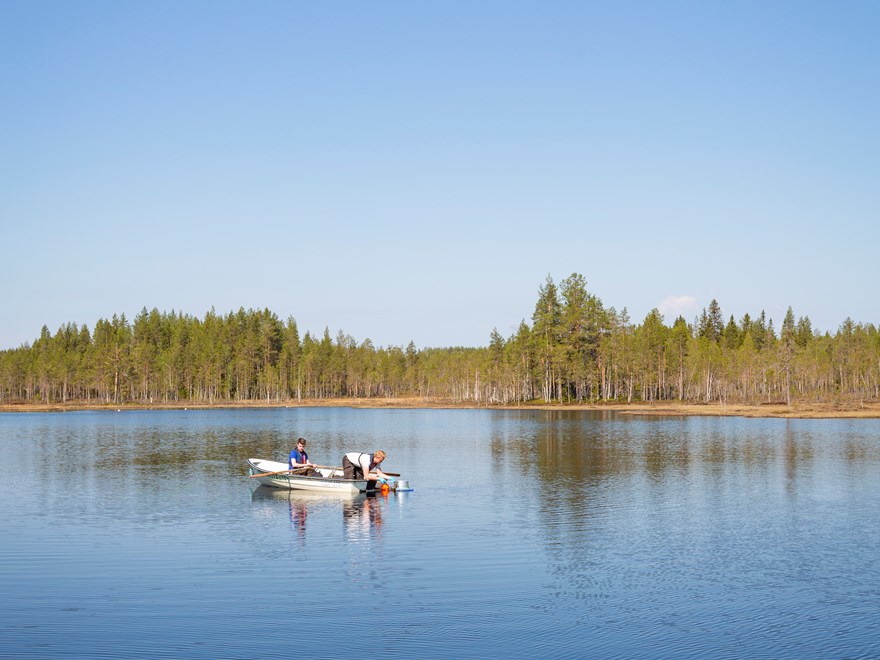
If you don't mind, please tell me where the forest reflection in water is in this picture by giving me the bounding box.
[483,410,880,644]
[3,408,880,658]
[493,409,877,486]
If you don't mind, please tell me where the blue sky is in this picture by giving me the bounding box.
[2,1,878,350]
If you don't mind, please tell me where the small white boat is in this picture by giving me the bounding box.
[247,458,368,494]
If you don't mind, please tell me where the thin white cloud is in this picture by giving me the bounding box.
[658,295,698,321]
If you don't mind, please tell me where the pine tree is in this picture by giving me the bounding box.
[698,299,724,342]
[781,307,796,406]
[532,275,561,402]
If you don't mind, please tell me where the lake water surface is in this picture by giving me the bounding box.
[1,408,879,658]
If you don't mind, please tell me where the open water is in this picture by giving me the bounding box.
[1,407,879,658]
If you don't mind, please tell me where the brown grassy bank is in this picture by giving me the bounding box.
[2,398,879,419]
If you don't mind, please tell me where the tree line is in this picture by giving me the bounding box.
[1,274,878,406]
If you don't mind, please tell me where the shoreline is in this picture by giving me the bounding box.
[1,398,879,419]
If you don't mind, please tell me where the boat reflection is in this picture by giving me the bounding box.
[251,485,360,503]
[251,486,361,542]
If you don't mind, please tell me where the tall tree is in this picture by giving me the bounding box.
[532,274,562,402]
[780,306,796,406]
[670,316,691,400]
[698,299,724,343]
[560,273,592,401]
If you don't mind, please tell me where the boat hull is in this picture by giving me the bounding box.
[247,458,368,494]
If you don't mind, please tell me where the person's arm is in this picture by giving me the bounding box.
[360,455,380,479]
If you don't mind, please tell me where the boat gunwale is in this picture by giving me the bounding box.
[247,458,369,491]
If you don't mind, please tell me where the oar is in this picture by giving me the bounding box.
[250,464,402,479]
[307,463,402,477]
[248,466,311,478]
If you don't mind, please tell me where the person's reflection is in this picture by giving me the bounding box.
[342,493,384,541]
[289,495,308,542]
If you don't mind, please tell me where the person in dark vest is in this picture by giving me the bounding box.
[289,437,318,476]
[342,450,391,491]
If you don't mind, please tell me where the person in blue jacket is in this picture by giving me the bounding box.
[289,437,318,475]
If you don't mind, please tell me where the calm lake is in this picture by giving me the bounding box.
[1,408,879,658]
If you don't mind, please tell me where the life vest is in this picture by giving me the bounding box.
[288,448,308,469]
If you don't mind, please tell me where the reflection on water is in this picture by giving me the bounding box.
[250,485,390,545]
[343,493,384,541]
[2,409,880,658]
[492,411,880,487]
[485,412,880,655]
[289,496,307,540]
[251,487,319,542]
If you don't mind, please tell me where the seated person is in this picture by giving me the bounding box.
[289,437,318,476]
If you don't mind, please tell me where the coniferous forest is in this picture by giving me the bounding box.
[1,274,878,406]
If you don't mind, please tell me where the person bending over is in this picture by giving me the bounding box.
[342,450,390,490]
